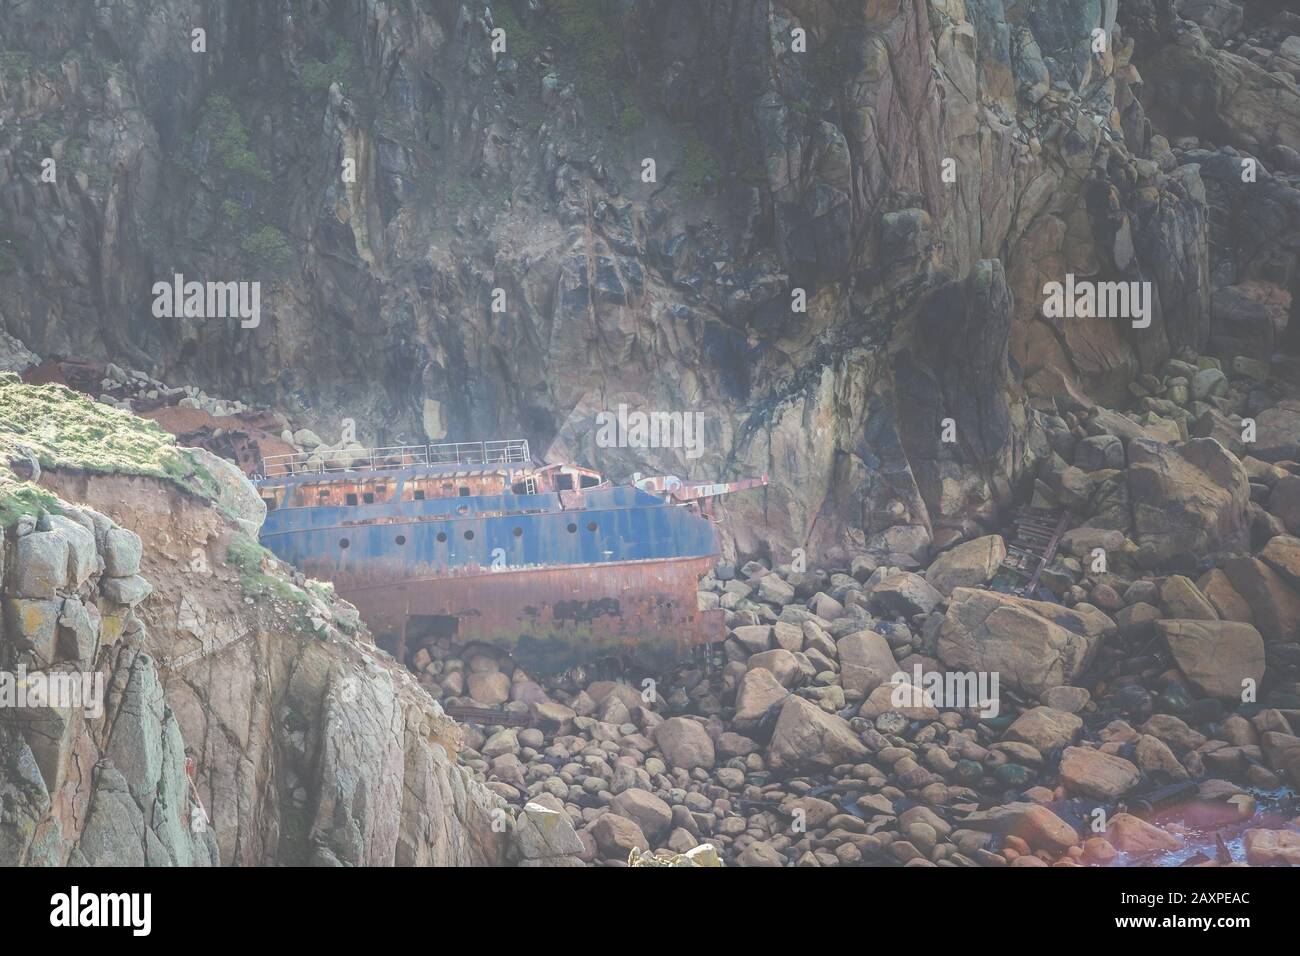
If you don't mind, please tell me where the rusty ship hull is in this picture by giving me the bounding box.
[253,443,762,672]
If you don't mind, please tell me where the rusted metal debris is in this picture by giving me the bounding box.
[254,440,767,673]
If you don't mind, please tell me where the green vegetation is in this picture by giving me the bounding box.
[554,0,622,117]
[0,51,31,81]
[679,129,721,193]
[221,198,242,225]
[296,34,354,92]
[0,375,222,526]
[618,103,645,135]
[203,94,269,182]
[241,225,293,267]
[493,5,538,64]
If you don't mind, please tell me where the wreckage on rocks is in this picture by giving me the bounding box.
[254,439,766,671]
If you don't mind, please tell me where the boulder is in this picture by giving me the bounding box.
[1003,707,1082,751]
[653,717,715,771]
[959,802,1079,852]
[514,802,584,865]
[767,695,868,771]
[937,588,1113,696]
[588,813,648,856]
[610,789,673,842]
[102,527,143,577]
[925,535,1007,596]
[467,671,511,705]
[1253,399,1300,462]
[11,531,68,599]
[836,630,898,696]
[1158,575,1218,621]
[1261,535,1300,591]
[732,668,789,731]
[1157,620,1265,701]
[1223,556,1300,640]
[1125,438,1250,569]
[746,649,803,688]
[1059,747,1141,799]
[870,572,942,616]
[1243,829,1300,866]
[1105,814,1181,854]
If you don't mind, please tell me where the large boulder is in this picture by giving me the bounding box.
[513,802,584,866]
[1059,747,1141,799]
[1003,706,1082,751]
[767,695,868,771]
[924,535,1006,596]
[732,668,789,732]
[610,789,673,842]
[1223,557,1300,641]
[936,588,1114,696]
[1157,619,1266,700]
[185,446,267,535]
[836,630,899,696]
[870,572,942,616]
[1125,438,1250,569]
[1252,399,1300,462]
[653,717,715,771]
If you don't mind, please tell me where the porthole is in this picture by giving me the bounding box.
[513,526,523,537]
[586,521,598,532]
[436,532,447,543]
[457,504,470,515]
[464,530,475,541]
[395,534,407,545]
[339,538,350,549]
[566,522,577,533]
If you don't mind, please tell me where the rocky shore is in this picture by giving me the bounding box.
[418,348,1300,867]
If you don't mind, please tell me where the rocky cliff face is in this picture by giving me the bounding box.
[0,377,531,865]
[4,0,1295,564]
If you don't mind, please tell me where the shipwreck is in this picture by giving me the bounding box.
[253,439,766,671]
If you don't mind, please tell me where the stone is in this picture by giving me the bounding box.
[102,527,143,577]
[767,695,869,771]
[937,588,1113,696]
[1157,620,1265,701]
[1126,438,1250,569]
[1223,557,1300,640]
[100,575,153,606]
[746,649,803,688]
[588,813,648,856]
[736,842,784,867]
[1158,575,1218,621]
[1253,399,1300,462]
[1074,435,1125,471]
[467,671,511,705]
[610,789,673,842]
[1243,829,1300,866]
[11,532,68,599]
[836,630,898,696]
[732,668,789,731]
[1003,707,1082,753]
[1196,569,1252,623]
[924,536,1006,596]
[871,572,942,616]
[1268,477,1300,536]
[757,574,795,606]
[1255,535,1300,592]
[1105,814,1182,855]
[514,802,584,863]
[959,802,1079,852]
[3,598,61,665]
[730,624,772,653]
[47,516,96,587]
[1040,686,1089,714]
[1059,747,1141,799]
[653,717,715,771]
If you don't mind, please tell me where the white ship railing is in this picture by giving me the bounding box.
[261,439,531,477]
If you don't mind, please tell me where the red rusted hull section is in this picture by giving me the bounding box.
[341,554,723,672]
